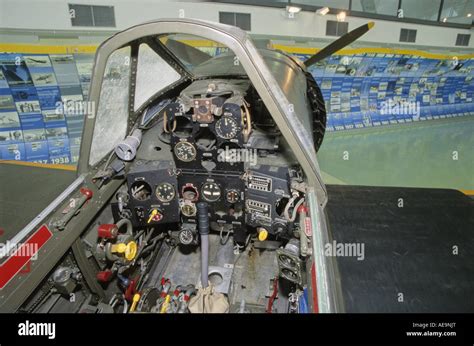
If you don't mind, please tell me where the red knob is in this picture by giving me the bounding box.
[297,204,308,214]
[80,188,93,200]
[97,270,113,282]
[98,224,118,239]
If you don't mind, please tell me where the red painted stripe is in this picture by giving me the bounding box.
[311,262,319,313]
[0,225,52,289]
[304,216,312,237]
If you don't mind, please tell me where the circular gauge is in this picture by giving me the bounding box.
[179,229,195,245]
[181,203,197,217]
[174,141,197,162]
[182,184,199,202]
[202,182,221,202]
[281,267,298,281]
[279,254,297,268]
[215,116,239,139]
[226,189,240,203]
[130,181,152,201]
[155,182,175,202]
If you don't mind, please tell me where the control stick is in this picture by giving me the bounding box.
[197,202,210,288]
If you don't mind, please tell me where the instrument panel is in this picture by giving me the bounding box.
[122,79,299,243]
[167,100,246,173]
[125,160,180,227]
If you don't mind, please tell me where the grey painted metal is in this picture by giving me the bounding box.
[71,238,105,299]
[308,189,344,313]
[0,174,85,260]
[0,178,123,312]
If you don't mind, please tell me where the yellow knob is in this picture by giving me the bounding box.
[160,294,171,313]
[130,293,141,312]
[147,209,158,224]
[111,241,138,261]
[124,241,138,261]
[110,243,127,253]
[258,228,268,241]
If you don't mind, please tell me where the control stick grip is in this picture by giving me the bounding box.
[197,202,209,288]
[197,202,210,235]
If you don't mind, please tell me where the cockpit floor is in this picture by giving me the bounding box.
[159,234,289,313]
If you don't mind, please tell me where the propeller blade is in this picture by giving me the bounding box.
[304,22,374,68]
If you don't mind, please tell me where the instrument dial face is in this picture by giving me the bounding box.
[179,229,194,245]
[215,116,239,139]
[182,184,199,202]
[201,182,221,202]
[226,189,240,203]
[130,181,152,201]
[174,141,197,162]
[155,182,175,203]
[181,203,197,217]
